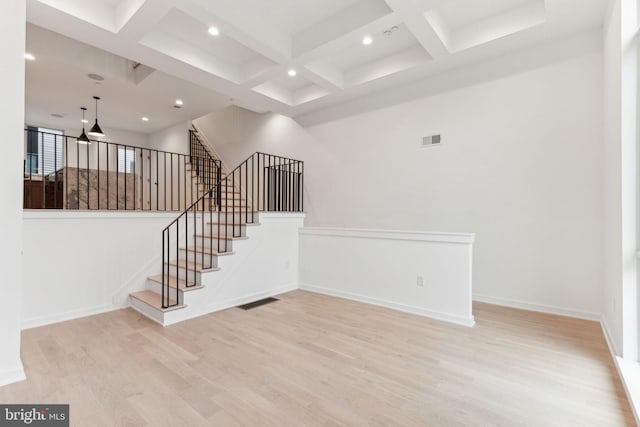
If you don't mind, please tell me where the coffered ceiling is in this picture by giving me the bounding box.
[26,0,607,125]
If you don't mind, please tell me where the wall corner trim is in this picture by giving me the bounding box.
[601,318,640,426]
[472,293,600,321]
[299,227,475,244]
[21,304,120,330]
[300,282,476,327]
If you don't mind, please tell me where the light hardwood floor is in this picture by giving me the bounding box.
[0,291,634,426]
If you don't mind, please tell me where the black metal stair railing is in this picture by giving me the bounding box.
[189,129,221,191]
[160,152,304,308]
[22,128,221,211]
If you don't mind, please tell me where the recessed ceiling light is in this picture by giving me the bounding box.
[175,99,183,106]
[24,53,35,61]
[81,119,88,124]
[88,73,104,81]
[141,117,149,122]
[51,113,64,118]
[362,36,373,45]
[288,69,297,77]
[208,26,220,36]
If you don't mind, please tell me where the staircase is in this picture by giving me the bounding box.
[129,133,304,325]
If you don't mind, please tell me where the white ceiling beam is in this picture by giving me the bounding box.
[450,1,547,53]
[383,0,450,59]
[33,0,116,32]
[301,63,343,91]
[252,82,293,106]
[239,57,282,87]
[294,86,332,106]
[240,65,286,89]
[116,0,173,41]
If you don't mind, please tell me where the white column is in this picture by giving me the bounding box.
[0,0,26,386]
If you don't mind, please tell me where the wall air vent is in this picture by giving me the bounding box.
[422,134,441,148]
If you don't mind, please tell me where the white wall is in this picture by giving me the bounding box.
[195,47,604,319]
[22,211,176,328]
[0,0,26,387]
[299,228,475,326]
[148,121,190,155]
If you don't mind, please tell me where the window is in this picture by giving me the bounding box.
[25,126,63,175]
[117,147,136,174]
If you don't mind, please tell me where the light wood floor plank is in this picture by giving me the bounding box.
[0,290,634,426]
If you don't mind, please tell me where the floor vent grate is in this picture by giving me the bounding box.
[237,297,279,310]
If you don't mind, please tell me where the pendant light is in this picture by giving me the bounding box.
[88,96,105,137]
[78,107,90,144]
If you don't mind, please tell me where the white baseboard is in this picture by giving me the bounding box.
[473,293,600,321]
[21,304,120,330]
[0,363,26,387]
[301,283,475,327]
[163,283,299,326]
[600,318,640,426]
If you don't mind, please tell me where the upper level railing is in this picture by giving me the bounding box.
[160,152,304,308]
[23,128,221,211]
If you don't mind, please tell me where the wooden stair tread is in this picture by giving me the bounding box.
[180,247,235,256]
[194,233,249,241]
[148,275,203,291]
[198,210,258,214]
[202,195,248,201]
[130,290,185,312]
[167,259,221,272]
[206,221,257,226]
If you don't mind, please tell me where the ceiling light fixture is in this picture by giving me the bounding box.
[88,96,105,137]
[24,53,35,61]
[78,107,91,144]
[362,36,373,45]
[288,69,297,77]
[141,117,149,122]
[208,26,220,36]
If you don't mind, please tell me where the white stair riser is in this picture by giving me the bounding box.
[177,250,222,267]
[205,223,245,236]
[179,219,246,236]
[130,296,166,325]
[192,237,233,252]
[206,212,258,224]
[146,280,187,305]
[163,264,206,282]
